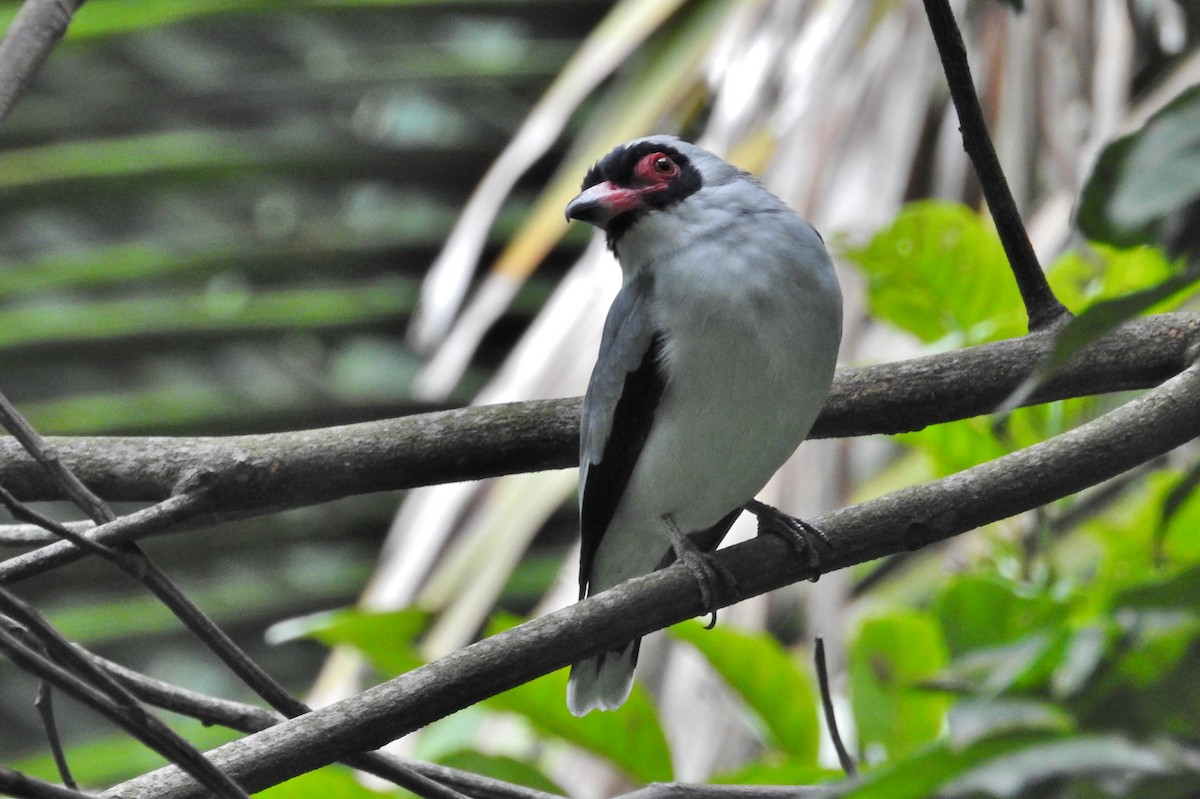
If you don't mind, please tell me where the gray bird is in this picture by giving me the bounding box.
[564,136,842,716]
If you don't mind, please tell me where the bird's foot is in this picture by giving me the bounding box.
[744,499,828,581]
[662,513,736,629]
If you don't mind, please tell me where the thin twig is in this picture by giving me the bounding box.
[0,391,115,524]
[921,0,1070,331]
[35,679,77,790]
[0,519,91,546]
[117,562,476,799]
[813,638,855,777]
[0,485,121,562]
[0,493,205,584]
[0,602,249,799]
[0,767,98,799]
[86,652,563,799]
[0,400,250,798]
[7,620,78,790]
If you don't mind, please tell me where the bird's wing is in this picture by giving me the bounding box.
[578,274,664,599]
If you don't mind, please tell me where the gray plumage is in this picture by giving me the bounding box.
[565,137,842,715]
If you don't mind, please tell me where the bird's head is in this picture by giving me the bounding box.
[566,137,728,248]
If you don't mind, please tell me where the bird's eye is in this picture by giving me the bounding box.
[637,152,679,182]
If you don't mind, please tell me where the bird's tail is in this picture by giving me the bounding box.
[566,639,640,716]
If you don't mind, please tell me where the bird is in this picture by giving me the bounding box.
[563,136,843,716]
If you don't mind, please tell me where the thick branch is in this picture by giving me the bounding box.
[1,313,1195,586]
[0,312,1193,506]
[922,0,1070,330]
[102,360,1200,798]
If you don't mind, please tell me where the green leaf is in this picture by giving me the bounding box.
[896,415,1008,477]
[1046,242,1179,309]
[0,281,417,352]
[1052,622,1118,698]
[670,620,820,761]
[933,575,1066,657]
[946,698,1073,749]
[1045,269,1199,365]
[1115,614,1200,688]
[838,736,1043,799]
[840,201,1023,345]
[10,724,239,786]
[937,631,1065,696]
[938,735,1178,798]
[1084,469,1200,600]
[1116,565,1200,612]
[300,607,431,675]
[482,616,673,784]
[258,765,405,798]
[1078,84,1200,249]
[1157,461,1200,560]
[1003,266,1200,410]
[1154,467,1200,565]
[1077,614,1200,740]
[47,558,370,645]
[486,665,672,784]
[49,1,504,40]
[898,399,1094,477]
[848,612,950,762]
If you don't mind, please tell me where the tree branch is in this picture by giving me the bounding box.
[0,492,204,586]
[0,520,91,546]
[101,359,1200,798]
[0,313,1194,585]
[85,652,563,799]
[0,597,249,799]
[0,400,466,799]
[0,767,98,799]
[921,0,1070,330]
[0,312,1192,506]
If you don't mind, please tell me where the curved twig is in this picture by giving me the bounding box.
[814,638,855,777]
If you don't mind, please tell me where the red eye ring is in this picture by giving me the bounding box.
[637,152,679,182]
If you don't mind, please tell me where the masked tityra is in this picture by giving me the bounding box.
[562,137,843,716]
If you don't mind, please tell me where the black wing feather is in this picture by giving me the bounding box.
[578,276,665,599]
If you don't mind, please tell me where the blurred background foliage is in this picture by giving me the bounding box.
[3,0,1200,797]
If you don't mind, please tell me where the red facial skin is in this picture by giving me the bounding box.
[565,152,681,226]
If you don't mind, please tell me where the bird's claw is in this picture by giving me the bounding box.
[744,499,828,582]
[662,514,737,625]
